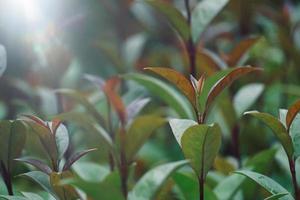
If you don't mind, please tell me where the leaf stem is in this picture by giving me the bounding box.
[119,127,128,199]
[184,0,197,77]
[289,158,299,199]
[198,176,204,200]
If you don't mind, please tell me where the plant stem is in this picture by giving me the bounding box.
[289,159,299,199]
[119,127,128,199]
[0,161,13,195]
[232,124,241,167]
[184,0,197,77]
[198,176,204,200]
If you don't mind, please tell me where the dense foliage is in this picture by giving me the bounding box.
[1,0,300,199]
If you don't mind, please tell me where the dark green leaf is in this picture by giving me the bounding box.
[234,170,293,200]
[181,124,222,178]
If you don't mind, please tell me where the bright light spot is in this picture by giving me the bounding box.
[6,0,42,24]
[20,0,41,23]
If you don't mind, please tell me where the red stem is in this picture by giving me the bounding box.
[289,159,299,199]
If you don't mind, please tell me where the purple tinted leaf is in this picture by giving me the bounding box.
[126,97,150,122]
[63,148,97,171]
[83,74,105,88]
[15,158,52,175]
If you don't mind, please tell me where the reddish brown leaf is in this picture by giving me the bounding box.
[205,66,262,112]
[286,100,300,132]
[197,75,205,94]
[145,67,196,108]
[22,115,48,129]
[197,49,226,75]
[226,36,261,66]
[15,158,53,175]
[103,77,127,125]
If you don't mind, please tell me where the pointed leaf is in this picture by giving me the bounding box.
[83,74,105,88]
[145,67,196,108]
[125,115,165,162]
[169,119,197,146]
[205,67,262,113]
[143,0,190,41]
[15,158,52,175]
[126,97,150,123]
[244,111,293,159]
[52,123,69,159]
[21,118,58,163]
[20,171,56,198]
[191,0,229,42]
[234,170,294,200]
[233,83,264,117]
[124,73,193,118]
[103,77,127,125]
[128,160,188,200]
[286,100,300,132]
[181,124,222,178]
[0,196,27,200]
[63,148,97,171]
[0,120,27,171]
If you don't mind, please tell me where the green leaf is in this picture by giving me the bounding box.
[181,124,222,178]
[235,170,294,200]
[264,193,289,200]
[128,160,188,200]
[125,115,166,162]
[143,0,190,41]
[21,117,58,164]
[20,171,56,198]
[21,192,43,200]
[233,83,264,117]
[0,120,27,171]
[169,119,197,146]
[124,73,193,118]
[0,196,27,200]
[244,111,293,159]
[72,161,110,183]
[191,0,229,42]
